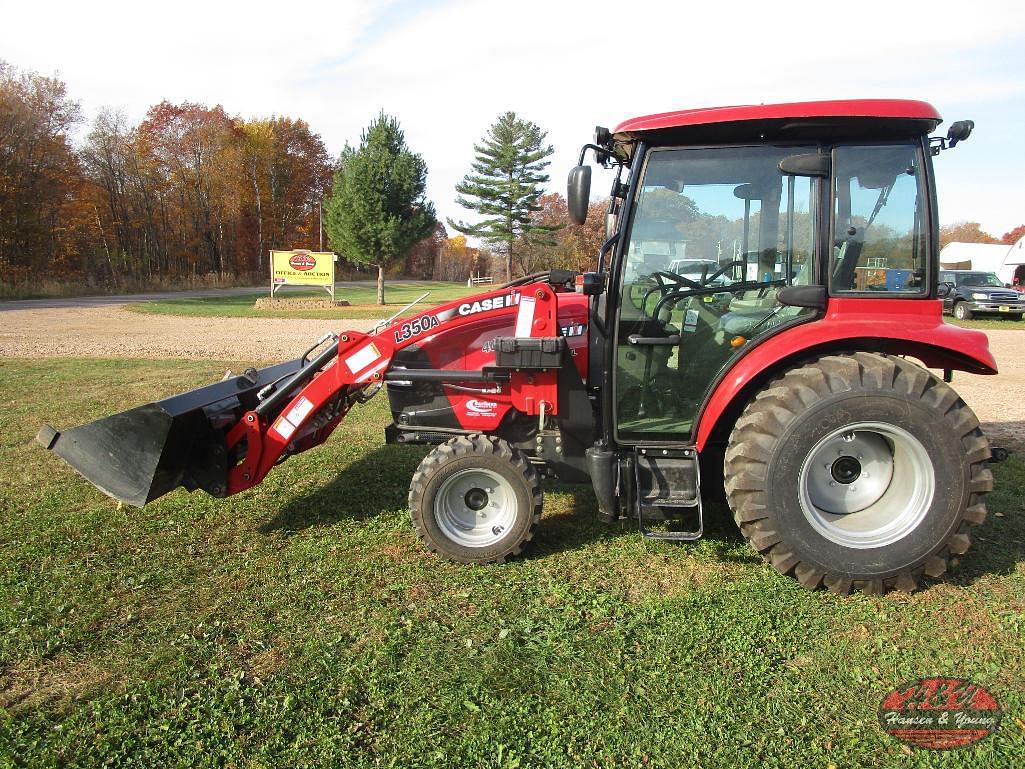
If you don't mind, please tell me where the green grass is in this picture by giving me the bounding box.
[1,358,1023,768]
[946,315,1025,330]
[124,282,480,320]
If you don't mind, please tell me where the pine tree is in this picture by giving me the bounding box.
[324,113,436,304]
[448,112,556,281]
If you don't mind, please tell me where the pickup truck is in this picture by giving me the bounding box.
[938,269,1025,320]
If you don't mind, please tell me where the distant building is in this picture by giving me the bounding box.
[940,237,1025,286]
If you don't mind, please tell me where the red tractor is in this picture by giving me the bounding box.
[39,100,995,594]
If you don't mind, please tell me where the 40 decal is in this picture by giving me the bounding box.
[393,314,440,343]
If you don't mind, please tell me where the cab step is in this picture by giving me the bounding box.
[633,447,703,541]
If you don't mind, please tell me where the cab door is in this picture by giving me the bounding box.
[614,144,820,443]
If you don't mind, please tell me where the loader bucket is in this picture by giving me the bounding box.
[36,358,306,507]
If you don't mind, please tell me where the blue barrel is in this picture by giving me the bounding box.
[885,270,913,290]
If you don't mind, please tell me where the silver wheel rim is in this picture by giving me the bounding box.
[955,304,967,319]
[435,468,517,548]
[798,421,935,549]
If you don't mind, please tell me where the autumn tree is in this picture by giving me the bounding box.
[82,103,333,284]
[434,235,490,282]
[448,112,556,281]
[566,197,610,271]
[404,222,447,278]
[1001,224,1025,245]
[243,116,332,272]
[324,113,436,304]
[939,221,999,248]
[516,194,610,274]
[0,61,90,280]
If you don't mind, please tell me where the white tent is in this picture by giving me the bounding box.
[939,241,1023,285]
[1004,235,1025,268]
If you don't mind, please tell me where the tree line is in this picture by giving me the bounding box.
[939,221,1025,248]
[1,62,337,292]
[7,57,1023,301]
[2,60,608,299]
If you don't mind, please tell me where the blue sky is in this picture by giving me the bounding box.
[3,0,1024,238]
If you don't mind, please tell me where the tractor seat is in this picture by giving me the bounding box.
[717,290,779,336]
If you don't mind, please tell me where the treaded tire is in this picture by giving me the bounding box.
[725,352,992,594]
[953,302,973,320]
[409,434,542,564]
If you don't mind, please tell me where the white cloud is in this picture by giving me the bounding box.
[3,0,1024,235]
[2,0,389,119]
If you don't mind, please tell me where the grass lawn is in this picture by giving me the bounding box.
[946,315,1025,331]
[124,282,480,321]
[124,284,1025,331]
[1,358,1023,768]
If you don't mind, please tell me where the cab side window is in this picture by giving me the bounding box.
[831,144,928,295]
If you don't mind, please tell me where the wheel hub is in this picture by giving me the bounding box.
[435,468,516,547]
[464,488,488,511]
[830,455,862,485]
[798,422,935,549]
[806,430,894,515]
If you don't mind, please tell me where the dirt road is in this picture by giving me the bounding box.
[0,305,379,361]
[2,303,1022,448]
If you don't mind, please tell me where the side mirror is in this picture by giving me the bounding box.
[567,166,591,225]
[947,120,974,148]
[937,282,954,299]
[1005,283,1012,288]
[778,153,830,177]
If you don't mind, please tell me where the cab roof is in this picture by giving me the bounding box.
[613,99,942,134]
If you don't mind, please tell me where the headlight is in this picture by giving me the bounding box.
[971,292,988,300]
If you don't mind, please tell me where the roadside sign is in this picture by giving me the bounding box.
[270,250,337,300]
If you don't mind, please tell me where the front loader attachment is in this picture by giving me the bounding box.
[36,358,306,506]
[37,280,568,509]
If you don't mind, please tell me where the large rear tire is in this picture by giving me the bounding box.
[725,352,992,594]
[409,434,542,564]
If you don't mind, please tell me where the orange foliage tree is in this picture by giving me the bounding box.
[938,221,999,249]
[0,61,95,284]
[1001,224,1025,245]
[514,193,609,275]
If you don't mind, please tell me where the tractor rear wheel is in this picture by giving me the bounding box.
[409,434,542,564]
[725,352,991,594]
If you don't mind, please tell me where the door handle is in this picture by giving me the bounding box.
[627,334,680,346]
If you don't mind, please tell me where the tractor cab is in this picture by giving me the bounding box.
[570,100,993,556]
[571,102,947,446]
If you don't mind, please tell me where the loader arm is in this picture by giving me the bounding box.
[39,282,565,506]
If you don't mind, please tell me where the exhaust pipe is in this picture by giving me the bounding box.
[36,358,307,507]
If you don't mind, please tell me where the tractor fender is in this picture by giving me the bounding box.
[694,297,997,451]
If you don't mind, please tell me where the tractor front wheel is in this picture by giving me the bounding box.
[725,352,991,594]
[409,435,542,564]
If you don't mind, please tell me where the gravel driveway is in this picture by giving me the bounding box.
[0,306,380,361]
[2,304,1023,449]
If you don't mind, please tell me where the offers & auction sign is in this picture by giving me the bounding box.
[270,250,336,298]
